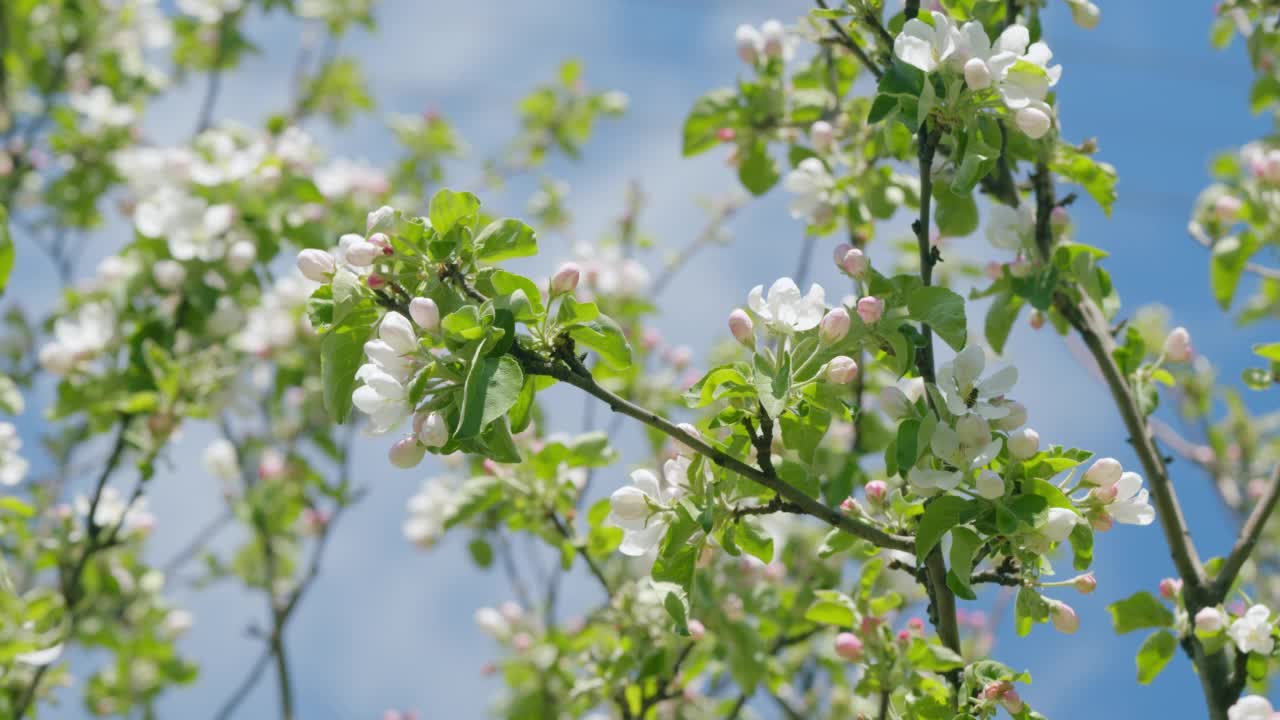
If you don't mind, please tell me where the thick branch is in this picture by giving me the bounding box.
[509,344,913,552]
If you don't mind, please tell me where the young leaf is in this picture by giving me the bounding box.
[1106,591,1174,635]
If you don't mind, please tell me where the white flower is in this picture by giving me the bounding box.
[926,414,1002,489]
[999,42,1062,111]
[0,423,28,486]
[782,158,836,224]
[234,274,317,356]
[935,345,1018,420]
[74,488,153,536]
[608,458,690,557]
[69,86,135,132]
[1103,472,1155,526]
[1195,607,1228,635]
[908,465,964,493]
[177,0,243,24]
[1066,0,1101,30]
[202,439,239,483]
[135,189,235,261]
[189,128,266,186]
[1038,507,1083,543]
[952,22,1024,90]
[352,364,410,435]
[40,303,116,375]
[404,477,457,548]
[1229,604,1275,655]
[894,11,958,73]
[1229,696,1276,720]
[378,312,418,355]
[747,277,826,334]
[976,470,1005,499]
[474,606,509,638]
[314,158,389,202]
[735,24,763,64]
[986,203,1035,250]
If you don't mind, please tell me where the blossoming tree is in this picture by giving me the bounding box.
[2,0,1280,719]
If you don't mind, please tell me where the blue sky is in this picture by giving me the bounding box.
[25,1,1277,717]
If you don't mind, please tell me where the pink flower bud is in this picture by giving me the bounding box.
[982,681,1010,701]
[1159,577,1182,600]
[512,632,532,652]
[367,273,387,290]
[688,619,706,640]
[367,205,395,234]
[1164,326,1193,363]
[1001,689,1024,714]
[834,632,863,661]
[865,480,888,504]
[725,309,755,351]
[896,629,911,643]
[389,436,426,468]
[734,24,761,64]
[668,346,693,370]
[1029,310,1045,330]
[984,261,1003,280]
[832,243,852,265]
[1091,483,1119,504]
[368,232,394,255]
[840,496,859,514]
[415,412,449,448]
[841,248,870,278]
[409,297,440,332]
[1050,601,1079,634]
[825,356,859,385]
[1073,573,1097,594]
[717,127,737,142]
[1082,457,1123,487]
[856,296,884,324]
[1214,195,1242,224]
[819,308,851,344]
[1050,206,1070,231]
[1195,607,1227,635]
[908,617,925,633]
[761,19,786,58]
[551,262,581,295]
[811,120,835,152]
[297,249,336,282]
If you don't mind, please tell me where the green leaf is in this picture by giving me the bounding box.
[1106,591,1174,635]
[1254,343,1280,362]
[1211,233,1260,309]
[1069,522,1094,571]
[1051,140,1118,216]
[320,306,377,423]
[468,538,494,567]
[946,526,981,601]
[916,495,977,560]
[805,589,857,627]
[1136,631,1177,684]
[736,517,775,564]
[984,292,1024,354]
[474,218,537,262]
[0,206,14,297]
[663,589,690,634]
[456,352,525,440]
[682,88,737,156]
[738,140,780,196]
[569,315,632,369]
[1014,586,1050,636]
[908,286,968,351]
[934,185,979,237]
[428,188,480,235]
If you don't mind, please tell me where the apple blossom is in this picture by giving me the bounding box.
[1073,573,1097,594]
[976,470,1005,499]
[734,24,762,64]
[834,632,863,661]
[879,386,913,419]
[1229,604,1275,655]
[760,20,788,59]
[727,308,754,347]
[856,296,884,324]
[227,240,256,273]
[0,423,29,486]
[825,356,859,385]
[819,307,850,344]
[894,11,958,73]
[990,400,1027,431]
[416,411,449,448]
[202,439,239,483]
[782,158,836,224]
[153,259,186,290]
[608,459,691,556]
[986,202,1035,250]
[688,619,706,640]
[810,120,835,152]
[746,278,826,334]
[1082,457,1124,487]
[936,345,1018,420]
[1014,105,1053,139]
[1067,0,1102,30]
[404,478,457,548]
[551,262,581,295]
[1039,507,1083,543]
[840,247,870,278]
[865,480,888,505]
[1050,600,1080,634]
[1164,326,1193,363]
[1215,195,1243,224]
[1159,578,1183,600]
[1196,607,1228,636]
[409,297,440,332]
[379,311,418,355]
[297,249,336,282]
[389,436,427,468]
[367,205,395,234]
[1008,428,1040,459]
[344,238,381,267]
[1228,696,1276,720]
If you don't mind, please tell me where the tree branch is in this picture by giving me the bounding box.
[814,0,884,80]
[1213,462,1280,601]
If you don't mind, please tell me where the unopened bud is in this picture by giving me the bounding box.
[834,632,863,661]
[717,127,736,143]
[819,307,851,344]
[1159,577,1182,600]
[1069,0,1101,29]
[367,205,395,234]
[728,309,754,347]
[1008,427,1040,460]
[389,436,426,468]
[735,24,761,64]
[761,19,786,59]
[1195,607,1227,636]
[856,296,884,324]
[1001,689,1025,714]
[346,240,380,267]
[415,411,449,448]
[1164,326,1193,363]
[368,232,393,255]
[367,273,387,290]
[551,262,581,295]
[1090,512,1114,532]
[976,470,1005,499]
[1214,195,1242,224]
[963,58,992,90]
[1015,106,1052,139]
[811,120,835,152]
[153,260,186,290]
[409,297,440,332]
[841,247,870,278]
[688,619,706,640]
[865,480,888,504]
[1029,310,1045,330]
[1082,457,1123,487]
[1050,600,1079,634]
[227,240,256,273]
[1073,573,1097,594]
[825,356,859,385]
[297,249,336,282]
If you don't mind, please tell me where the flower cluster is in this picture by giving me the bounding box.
[894,13,1062,138]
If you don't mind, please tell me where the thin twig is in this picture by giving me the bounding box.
[814,0,884,79]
